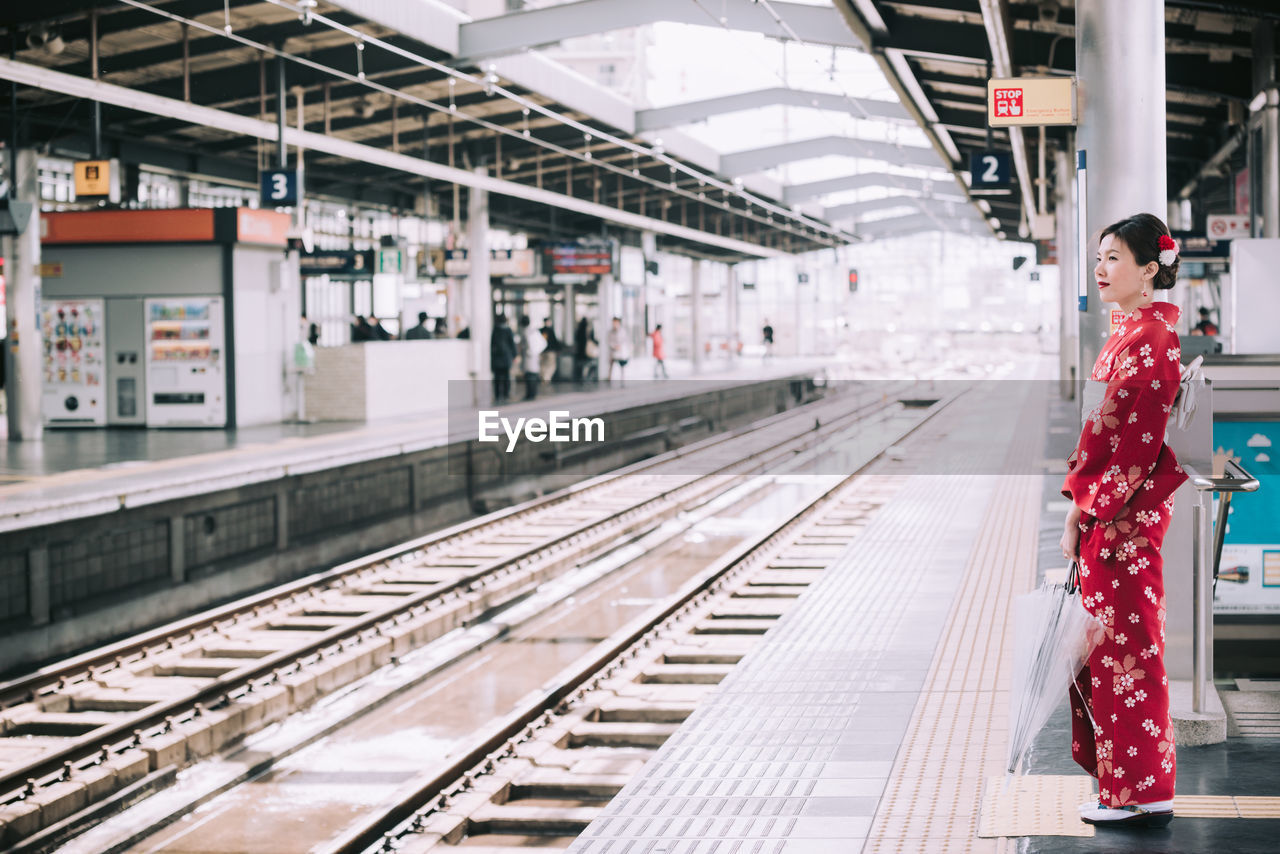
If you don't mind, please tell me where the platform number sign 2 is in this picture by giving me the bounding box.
[260,169,299,207]
[969,152,1010,188]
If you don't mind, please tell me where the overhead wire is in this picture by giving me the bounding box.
[107,0,852,247]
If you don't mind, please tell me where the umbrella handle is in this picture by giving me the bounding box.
[1066,560,1082,594]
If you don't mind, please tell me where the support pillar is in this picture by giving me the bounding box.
[1254,22,1278,238]
[5,149,43,442]
[466,170,492,401]
[1055,146,1078,400]
[596,273,613,381]
[562,279,575,378]
[690,259,702,375]
[1259,88,1279,238]
[1074,0,1167,373]
[727,263,740,362]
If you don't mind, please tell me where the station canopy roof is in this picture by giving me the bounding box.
[1,0,1273,254]
[832,0,1276,239]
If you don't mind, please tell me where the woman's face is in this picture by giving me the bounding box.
[1094,233,1156,311]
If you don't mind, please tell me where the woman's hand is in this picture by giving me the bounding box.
[1061,505,1082,562]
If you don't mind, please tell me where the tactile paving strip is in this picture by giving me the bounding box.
[977,776,1095,838]
[866,385,1050,853]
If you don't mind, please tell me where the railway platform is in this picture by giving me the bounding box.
[564,378,1280,853]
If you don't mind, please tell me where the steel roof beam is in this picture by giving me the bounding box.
[783,171,961,203]
[721,136,941,176]
[456,0,861,62]
[855,211,979,239]
[824,195,982,223]
[0,56,799,258]
[635,88,910,131]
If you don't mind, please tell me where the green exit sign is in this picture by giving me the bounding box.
[377,249,402,274]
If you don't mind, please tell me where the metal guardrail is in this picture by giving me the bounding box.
[1183,459,1260,714]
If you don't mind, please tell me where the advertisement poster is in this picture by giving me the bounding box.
[1211,421,1280,613]
[40,298,106,424]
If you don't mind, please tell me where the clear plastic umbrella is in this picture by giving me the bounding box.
[1006,561,1106,782]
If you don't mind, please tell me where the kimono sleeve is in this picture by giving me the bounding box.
[1062,325,1182,522]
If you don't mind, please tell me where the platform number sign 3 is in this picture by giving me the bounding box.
[969,152,1010,188]
[260,169,299,207]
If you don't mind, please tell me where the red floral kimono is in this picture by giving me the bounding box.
[1062,303,1188,806]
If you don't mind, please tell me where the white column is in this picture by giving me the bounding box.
[596,273,613,380]
[727,263,740,362]
[1261,88,1280,238]
[466,169,492,394]
[1075,0,1167,372]
[1056,146,1078,400]
[690,259,702,374]
[4,149,43,441]
[1255,22,1279,238]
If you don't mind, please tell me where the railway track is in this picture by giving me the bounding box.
[320,398,953,853]
[0,381,943,852]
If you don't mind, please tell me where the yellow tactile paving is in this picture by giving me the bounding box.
[978,776,1096,838]
[1229,796,1280,818]
[866,383,1054,852]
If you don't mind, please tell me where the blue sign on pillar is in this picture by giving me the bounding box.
[969,151,1011,188]
[260,169,299,207]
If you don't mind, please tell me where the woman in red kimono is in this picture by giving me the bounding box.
[1059,213,1188,828]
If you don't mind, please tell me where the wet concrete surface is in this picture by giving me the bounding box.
[121,477,827,854]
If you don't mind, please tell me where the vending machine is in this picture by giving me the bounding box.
[143,297,227,427]
[40,298,108,425]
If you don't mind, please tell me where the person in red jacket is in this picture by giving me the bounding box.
[650,323,668,379]
[1060,213,1187,829]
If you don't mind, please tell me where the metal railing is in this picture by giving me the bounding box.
[1184,459,1260,714]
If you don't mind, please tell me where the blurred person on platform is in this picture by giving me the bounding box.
[518,315,545,401]
[489,314,516,404]
[1191,307,1218,336]
[351,315,375,343]
[539,318,560,384]
[650,324,668,378]
[574,317,598,385]
[404,312,433,339]
[607,316,631,386]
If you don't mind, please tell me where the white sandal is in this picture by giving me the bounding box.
[1080,800,1174,827]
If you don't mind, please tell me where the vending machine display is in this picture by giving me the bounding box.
[41,299,107,425]
[144,297,227,426]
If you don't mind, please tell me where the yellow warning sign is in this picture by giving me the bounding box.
[988,76,1076,127]
[36,262,63,278]
[74,160,113,197]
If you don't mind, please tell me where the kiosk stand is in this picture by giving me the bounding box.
[40,208,298,428]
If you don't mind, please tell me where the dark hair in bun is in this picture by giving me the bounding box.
[1101,212,1180,289]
